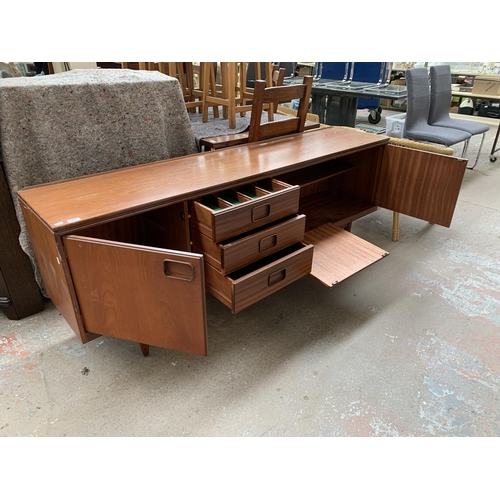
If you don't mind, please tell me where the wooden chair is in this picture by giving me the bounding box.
[202,62,246,128]
[247,76,313,142]
[201,63,275,129]
[122,62,207,114]
[121,62,157,71]
[238,63,274,118]
[200,76,315,151]
[272,66,286,87]
[157,62,202,112]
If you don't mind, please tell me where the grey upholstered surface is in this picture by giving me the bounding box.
[0,69,198,294]
[429,65,490,135]
[404,67,472,146]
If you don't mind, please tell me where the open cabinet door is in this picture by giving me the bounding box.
[375,144,467,227]
[64,236,208,356]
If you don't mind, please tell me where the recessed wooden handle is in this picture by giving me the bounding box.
[163,260,195,281]
[259,234,278,252]
[252,203,271,222]
[268,268,286,287]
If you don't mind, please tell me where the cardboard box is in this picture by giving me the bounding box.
[392,78,406,86]
[472,75,500,96]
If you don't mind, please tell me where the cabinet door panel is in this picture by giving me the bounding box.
[303,223,388,287]
[64,236,207,356]
[375,145,467,227]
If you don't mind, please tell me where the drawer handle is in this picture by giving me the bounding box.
[268,268,286,287]
[252,203,271,222]
[259,234,278,252]
[163,260,195,281]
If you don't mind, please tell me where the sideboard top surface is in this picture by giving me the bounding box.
[18,127,388,233]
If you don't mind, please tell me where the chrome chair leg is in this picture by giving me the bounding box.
[467,132,486,170]
[461,138,470,157]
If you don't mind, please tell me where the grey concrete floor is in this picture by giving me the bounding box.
[1,113,499,438]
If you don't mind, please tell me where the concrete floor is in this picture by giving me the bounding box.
[1,113,499,438]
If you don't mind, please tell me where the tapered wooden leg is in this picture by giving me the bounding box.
[139,343,150,357]
[392,212,400,241]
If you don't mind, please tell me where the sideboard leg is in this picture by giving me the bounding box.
[139,343,150,357]
[392,212,400,242]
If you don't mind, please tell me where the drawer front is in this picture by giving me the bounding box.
[189,179,300,242]
[204,243,314,314]
[191,214,306,275]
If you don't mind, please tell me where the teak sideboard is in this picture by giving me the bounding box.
[17,128,467,357]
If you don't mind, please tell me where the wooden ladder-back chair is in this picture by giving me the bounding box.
[247,75,313,142]
[199,76,316,151]
[272,66,286,86]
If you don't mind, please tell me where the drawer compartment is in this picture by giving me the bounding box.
[204,242,314,314]
[189,179,300,242]
[191,214,306,275]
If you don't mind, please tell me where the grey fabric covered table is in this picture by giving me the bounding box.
[0,69,198,301]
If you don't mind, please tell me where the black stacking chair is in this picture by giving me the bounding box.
[428,64,489,169]
[403,67,471,156]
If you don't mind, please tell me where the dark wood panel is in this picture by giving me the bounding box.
[75,202,190,251]
[328,147,384,203]
[303,223,389,287]
[64,236,208,356]
[375,145,467,227]
[0,166,43,319]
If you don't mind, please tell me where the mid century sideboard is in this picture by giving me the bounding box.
[17,127,467,356]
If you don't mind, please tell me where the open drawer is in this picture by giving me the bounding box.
[191,214,306,275]
[204,242,314,314]
[189,178,300,243]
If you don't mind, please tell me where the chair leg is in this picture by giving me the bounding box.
[461,138,470,157]
[467,132,486,170]
[392,212,400,241]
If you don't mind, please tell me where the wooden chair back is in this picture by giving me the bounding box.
[248,76,313,142]
[272,66,286,87]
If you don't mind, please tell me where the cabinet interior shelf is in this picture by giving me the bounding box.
[276,161,355,189]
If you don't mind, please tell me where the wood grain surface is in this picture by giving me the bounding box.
[303,223,389,287]
[18,128,388,234]
[64,236,208,355]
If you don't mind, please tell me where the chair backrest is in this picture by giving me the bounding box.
[428,65,453,125]
[272,66,286,87]
[247,76,313,143]
[403,67,472,147]
[321,62,385,83]
[404,67,431,133]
